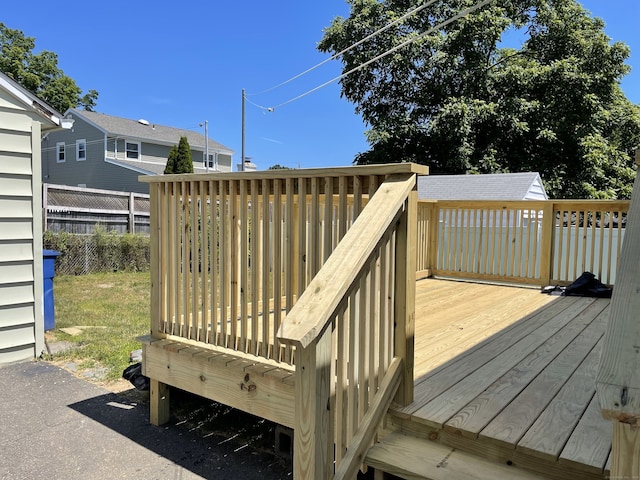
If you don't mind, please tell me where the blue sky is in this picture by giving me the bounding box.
[4,0,639,170]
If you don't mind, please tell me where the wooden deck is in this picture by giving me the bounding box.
[380,278,611,480]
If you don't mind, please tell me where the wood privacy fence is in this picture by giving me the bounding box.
[43,183,150,234]
[140,164,427,479]
[416,199,630,286]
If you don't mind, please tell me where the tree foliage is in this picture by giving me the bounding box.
[319,0,640,198]
[164,137,194,174]
[0,23,98,113]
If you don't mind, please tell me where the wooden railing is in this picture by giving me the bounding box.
[277,170,422,479]
[141,163,426,479]
[417,199,629,286]
[141,166,417,365]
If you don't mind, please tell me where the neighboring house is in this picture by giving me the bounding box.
[418,172,548,228]
[0,71,73,364]
[417,172,548,201]
[41,109,234,194]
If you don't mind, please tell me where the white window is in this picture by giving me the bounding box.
[206,154,214,168]
[76,139,86,161]
[56,142,65,163]
[126,141,140,160]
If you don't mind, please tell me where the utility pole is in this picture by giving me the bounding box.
[204,120,209,173]
[241,88,246,172]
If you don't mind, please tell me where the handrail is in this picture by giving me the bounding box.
[140,162,429,184]
[277,173,417,349]
[277,171,419,479]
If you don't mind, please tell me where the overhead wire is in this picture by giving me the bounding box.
[247,0,440,97]
[267,0,494,110]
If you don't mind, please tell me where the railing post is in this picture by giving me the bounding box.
[427,201,439,277]
[596,150,640,479]
[539,201,555,286]
[394,189,417,406]
[292,327,332,480]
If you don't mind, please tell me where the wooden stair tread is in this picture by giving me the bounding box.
[365,432,546,480]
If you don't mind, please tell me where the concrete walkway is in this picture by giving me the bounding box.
[0,361,291,480]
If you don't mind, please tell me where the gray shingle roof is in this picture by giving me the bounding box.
[417,172,548,200]
[69,109,232,153]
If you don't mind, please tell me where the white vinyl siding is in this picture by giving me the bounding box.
[0,81,50,364]
[56,142,65,162]
[76,139,86,161]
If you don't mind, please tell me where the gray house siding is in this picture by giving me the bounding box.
[43,111,234,193]
[42,117,104,186]
[0,87,45,364]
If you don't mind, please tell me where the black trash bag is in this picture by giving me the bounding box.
[564,271,612,298]
[122,362,150,391]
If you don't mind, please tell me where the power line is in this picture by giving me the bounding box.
[269,0,494,111]
[248,0,440,97]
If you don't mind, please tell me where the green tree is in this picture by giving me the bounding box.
[0,23,98,113]
[164,137,194,174]
[319,0,640,198]
[268,164,293,170]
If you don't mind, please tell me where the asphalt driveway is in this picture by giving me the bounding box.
[0,361,291,480]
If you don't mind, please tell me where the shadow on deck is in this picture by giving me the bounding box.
[373,278,611,480]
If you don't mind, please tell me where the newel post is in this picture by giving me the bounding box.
[596,149,640,477]
[292,327,333,480]
[394,188,417,406]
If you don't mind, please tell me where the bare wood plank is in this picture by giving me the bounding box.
[145,341,295,428]
[516,337,605,460]
[559,393,612,473]
[416,297,603,431]
[478,301,606,448]
[444,299,608,438]
[251,179,260,355]
[219,180,228,347]
[141,162,429,184]
[402,295,586,419]
[365,432,545,480]
[261,178,270,357]
[272,179,283,360]
[240,179,249,352]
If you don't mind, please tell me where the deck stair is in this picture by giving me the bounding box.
[365,432,546,480]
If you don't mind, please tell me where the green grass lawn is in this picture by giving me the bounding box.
[47,271,150,382]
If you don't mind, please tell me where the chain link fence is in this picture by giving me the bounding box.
[43,230,150,275]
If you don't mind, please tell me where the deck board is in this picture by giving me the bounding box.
[388,279,612,480]
[444,299,607,440]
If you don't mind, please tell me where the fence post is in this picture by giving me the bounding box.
[128,192,135,233]
[539,202,555,286]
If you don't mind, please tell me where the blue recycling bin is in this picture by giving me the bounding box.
[43,250,60,331]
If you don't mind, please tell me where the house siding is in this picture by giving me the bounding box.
[0,88,45,364]
[42,113,105,187]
